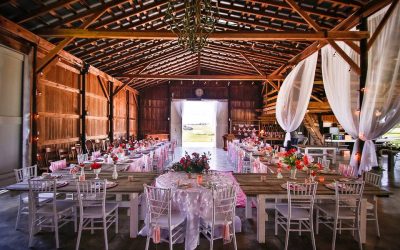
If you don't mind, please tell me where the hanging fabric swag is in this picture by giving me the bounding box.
[359,3,400,173]
[276,51,318,147]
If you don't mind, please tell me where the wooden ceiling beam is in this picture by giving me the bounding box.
[36,8,108,73]
[200,60,257,75]
[240,52,265,76]
[44,0,130,29]
[367,0,399,50]
[115,74,284,81]
[328,39,361,75]
[249,0,348,20]
[38,29,370,41]
[285,0,322,32]
[108,47,185,75]
[16,0,80,24]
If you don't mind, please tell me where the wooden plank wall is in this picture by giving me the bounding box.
[37,59,80,150]
[36,53,138,152]
[86,73,108,140]
[139,84,169,137]
[139,82,261,138]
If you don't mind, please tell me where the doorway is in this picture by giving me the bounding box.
[170,100,228,149]
[182,101,216,147]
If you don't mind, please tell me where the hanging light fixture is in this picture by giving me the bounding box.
[165,0,219,53]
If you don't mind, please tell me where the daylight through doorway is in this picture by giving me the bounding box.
[182,101,216,148]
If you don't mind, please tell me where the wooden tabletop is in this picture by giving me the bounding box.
[233,172,392,197]
[5,172,159,194]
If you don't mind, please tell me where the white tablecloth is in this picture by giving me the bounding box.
[140,172,242,250]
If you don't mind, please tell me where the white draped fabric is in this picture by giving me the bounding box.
[170,100,184,146]
[215,101,228,148]
[321,42,360,168]
[276,52,319,146]
[322,4,400,174]
[359,4,400,172]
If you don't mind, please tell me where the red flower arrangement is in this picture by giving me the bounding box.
[172,152,211,173]
[91,162,101,170]
[279,148,303,171]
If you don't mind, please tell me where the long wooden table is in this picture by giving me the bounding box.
[233,172,392,245]
[5,172,158,238]
[297,145,337,163]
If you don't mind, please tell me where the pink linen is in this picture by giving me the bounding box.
[49,159,67,172]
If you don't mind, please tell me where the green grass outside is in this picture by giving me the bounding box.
[182,124,215,142]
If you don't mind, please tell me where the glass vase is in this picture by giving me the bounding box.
[93,168,101,179]
[290,169,297,179]
[112,164,118,180]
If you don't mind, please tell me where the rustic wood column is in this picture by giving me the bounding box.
[228,84,231,133]
[358,18,368,166]
[126,89,130,139]
[31,45,38,164]
[108,81,114,142]
[80,63,89,153]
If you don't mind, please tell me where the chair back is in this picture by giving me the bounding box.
[14,165,38,182]
[76,180,107,216]
[75,144,83,155]
[286,182,317,219]
[45,147,57,166]
[144,185,172,226]
[335,181,365,216]
[85,140,94,154]
[211,184,237,224]
[77,153,89,164]
[28,179,57,213]
[58,148,69,160]
[363,171,381,187]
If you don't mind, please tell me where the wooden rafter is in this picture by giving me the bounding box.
[115,74,284,81]
[38,29,369,41]
[36,9,108,73]
[367,0,399,50]
[328,39,361,75]
[240,53,265,76]
[97,75,110,101]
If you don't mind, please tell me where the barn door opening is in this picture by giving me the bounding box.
[181,100,217,148]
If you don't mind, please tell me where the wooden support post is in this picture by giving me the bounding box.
[80,63,90,153]
[31,45,38,164]
[126,90,130,139]
[109,81,114,143]
[358,18,368,168]
[228,84,232,133]
[167,83,171,141]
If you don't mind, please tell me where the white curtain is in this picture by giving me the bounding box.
[215,101,228,148]
[358,4,400,172]
[276,52,319,146]
[321,42,360,167]
[170,100,184,146]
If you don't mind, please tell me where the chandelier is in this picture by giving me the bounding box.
[165,0,219,53]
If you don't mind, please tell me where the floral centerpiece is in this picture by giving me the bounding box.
[172,152,211,174]
[296,154,322,181]
[278,148,303,179]
[91,162,102,179]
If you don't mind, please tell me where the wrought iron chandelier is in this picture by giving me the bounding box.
[165,0,219,53]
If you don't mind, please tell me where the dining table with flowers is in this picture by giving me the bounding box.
[139,151,246,250]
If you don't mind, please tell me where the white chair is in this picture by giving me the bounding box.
[200,184,238,250]
[14,165,54,230]
[315,181,365,250]
[143,185,186,250]
[75,180,119,250]
[275,182,318,250]
[28,179,76,248]
[363,171,382,237]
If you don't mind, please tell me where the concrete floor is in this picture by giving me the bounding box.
[0,147,399,250]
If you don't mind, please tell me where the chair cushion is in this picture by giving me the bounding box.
[275,204,311,220]
[366,201,374,210]
[150,212,186,229]
[200,213,234,227]
[22,193,54,203]
[36,200,76,214]
[82,202,118,218]
[316,203,355,219]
